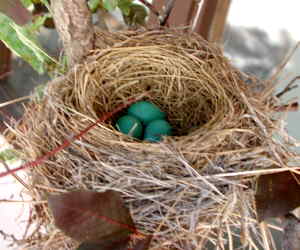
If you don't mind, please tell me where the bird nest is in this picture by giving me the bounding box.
[6,29,295,249]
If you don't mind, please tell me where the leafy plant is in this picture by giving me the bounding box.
[0,0,148,75]
[0,13,54,73]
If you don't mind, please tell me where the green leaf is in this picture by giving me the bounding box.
[0,12,51,74]
[103,0,118,11]
[123,4,147,27]
[20,0,33,8]
[39,0,49,6]
[0,149,18,163]
[27,14,50,32]
[88,0,101,13]
[118,0,132,16]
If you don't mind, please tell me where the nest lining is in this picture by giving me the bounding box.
[7,29,295,249]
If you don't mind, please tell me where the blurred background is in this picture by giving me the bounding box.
[0,0,300,249]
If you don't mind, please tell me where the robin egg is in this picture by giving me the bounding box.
[144,119,172,142]
[128,101,166,125]
[115,115,143,139]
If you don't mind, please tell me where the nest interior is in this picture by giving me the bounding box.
[9,29,294,249]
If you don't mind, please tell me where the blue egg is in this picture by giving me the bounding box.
[115,115,143,139]
[144,119,172,142]
[128,101,166,125]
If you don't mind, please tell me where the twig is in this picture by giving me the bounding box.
[259,222,272,250]
[160,0,176,26]
[0,159,31,191]
[269,42,300,84]
[191,0,203,31]
[273,102,298,112]
[0,199,46,204]
[0,109,18,127]
[0,95,31,108]
[138,0,161,20]
[276,76,300,98]
[0,230,19,245]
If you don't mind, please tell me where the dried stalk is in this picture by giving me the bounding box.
[276,76,300,98]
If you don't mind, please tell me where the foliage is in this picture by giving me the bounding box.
[0,149,18,163]
[0,0,148,74]
[88,0,101,13]
[20,0,33,8]
[106,1,147,26]
[0,12,54,74]
[21,0,50,9]
[123,3,147,27]
[117,0,133,16]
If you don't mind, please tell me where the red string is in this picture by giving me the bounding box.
[0,98,136,178]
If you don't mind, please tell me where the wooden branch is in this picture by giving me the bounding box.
[160,0,176,26]
[50,0,94,67]
[209,0,231,43]
[196,0,218,40]
[276,76,300,98]
[273,102,298,112]
[195,0,231,43]
[0,159,30,191]
[148,0,198,28]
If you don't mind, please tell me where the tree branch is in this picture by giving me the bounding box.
[50,0,94,67]
[196,0,219,40]
[160,0,176,26]
[276,76,300,98]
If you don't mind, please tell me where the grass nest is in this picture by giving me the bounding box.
[6,29,296,249]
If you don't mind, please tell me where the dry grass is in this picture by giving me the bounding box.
[5,29,299,249]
